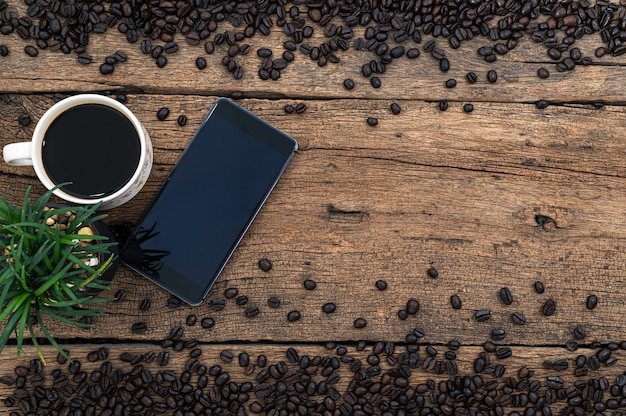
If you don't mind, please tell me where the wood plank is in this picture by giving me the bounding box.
[0,344,624,414]
[0,344,624,415]
[1,95,626,347]
[0,1,626,101]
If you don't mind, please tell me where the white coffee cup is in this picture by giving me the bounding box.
[3,94,152,209]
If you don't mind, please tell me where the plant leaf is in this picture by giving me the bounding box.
[0,268,15,308]
[64,203,101,234]
[38,303,94,328]
[35,308,71,363]
[31,186,57,216]
[0,308,25,355]
[27,318,46,365]
[40,296,95,308]
[79,254,115,288]
[15,301,31,357]
[34,262,74,297]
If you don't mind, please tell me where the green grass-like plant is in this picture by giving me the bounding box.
[0,186,117,363]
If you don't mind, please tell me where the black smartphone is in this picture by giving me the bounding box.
[121,98,298,305]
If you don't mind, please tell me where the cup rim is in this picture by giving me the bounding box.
[32,94,148,205]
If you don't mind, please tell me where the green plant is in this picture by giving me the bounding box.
[0,186,117,363]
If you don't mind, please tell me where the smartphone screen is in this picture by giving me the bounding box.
[121,98,298,305]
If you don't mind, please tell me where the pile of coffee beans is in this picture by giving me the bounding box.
[3,327,626,416]
[1,0,626,87]
[1,266,626,416]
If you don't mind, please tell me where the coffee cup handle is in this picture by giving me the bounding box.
[3,142,34,166]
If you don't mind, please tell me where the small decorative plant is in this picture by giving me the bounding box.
[0,186,117,363]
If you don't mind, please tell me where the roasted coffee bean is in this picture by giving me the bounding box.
[295,103,307,114]
[163,41,178,54]
[114,289,127,302]
[536,100,549,109]
[370,77,381,88]
[235,295,248,306]
[375,280,387,290]
[406,299,419,315]
[542,299,557,316]
[496,347,512,359]
[475,309,492,322]
[553,359,568,371]
[113,51,127,62]
[139,298,151,311]
[258,258,272,271]
[267,297,280,308]
[491,328,506,341]
[200,317,215,329]
[155,56,168,68]
[17,113,31,127]
[0,45,8,57]
[156,107,170,120]
[24,45,38,57]
[499,287,513,305]
[466,72,478,83]
[99,63,114,75]
[257,355,267,368]
[537,68,550,79]
[450,294,462,309]
[438,101,449,111]
[546,376,564,389]
[224,288,238,299]
[486,69,498,83]
[586,294,598,309]
[354,318,367,328]
[431,47,445,59]
[343,78,355,90]
[407,48,420,59]
[390,103,401,115]
[573,325,586,340]
[140,40,152,54]
[257,48,272,58]
[534,281,545,294]
[397,309,408,320]
[284,104,295,114]
[244,306,260,318]
[219,350,233,364]
[186,314,197,326]
[169,325,184,340]
[157,351,169,366]
[511,311,526,325]
[287,310,301,322]
[596,347,612,362]
[588,355,601,370]
[445,78,457,88]
[0,375,14,386]
[131,322,147,334]
[210,298,226,310]
[367,117,378,126]
[463,103,474,113]
[68,360,81,374]
[322,303,336,313]
[177,114,188,126]
[195,57,207,70]
[439,57,450,72]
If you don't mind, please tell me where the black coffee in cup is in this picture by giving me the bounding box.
[42,104,142,199]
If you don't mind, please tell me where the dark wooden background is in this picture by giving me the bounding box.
[2,0,626,414]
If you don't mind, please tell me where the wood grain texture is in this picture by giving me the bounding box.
[3,0,626,411]
[0,344,623,415]
[0,4,625,101]
[1,95,626,347]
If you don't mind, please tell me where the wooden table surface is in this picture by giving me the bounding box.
[2,0,626,415]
